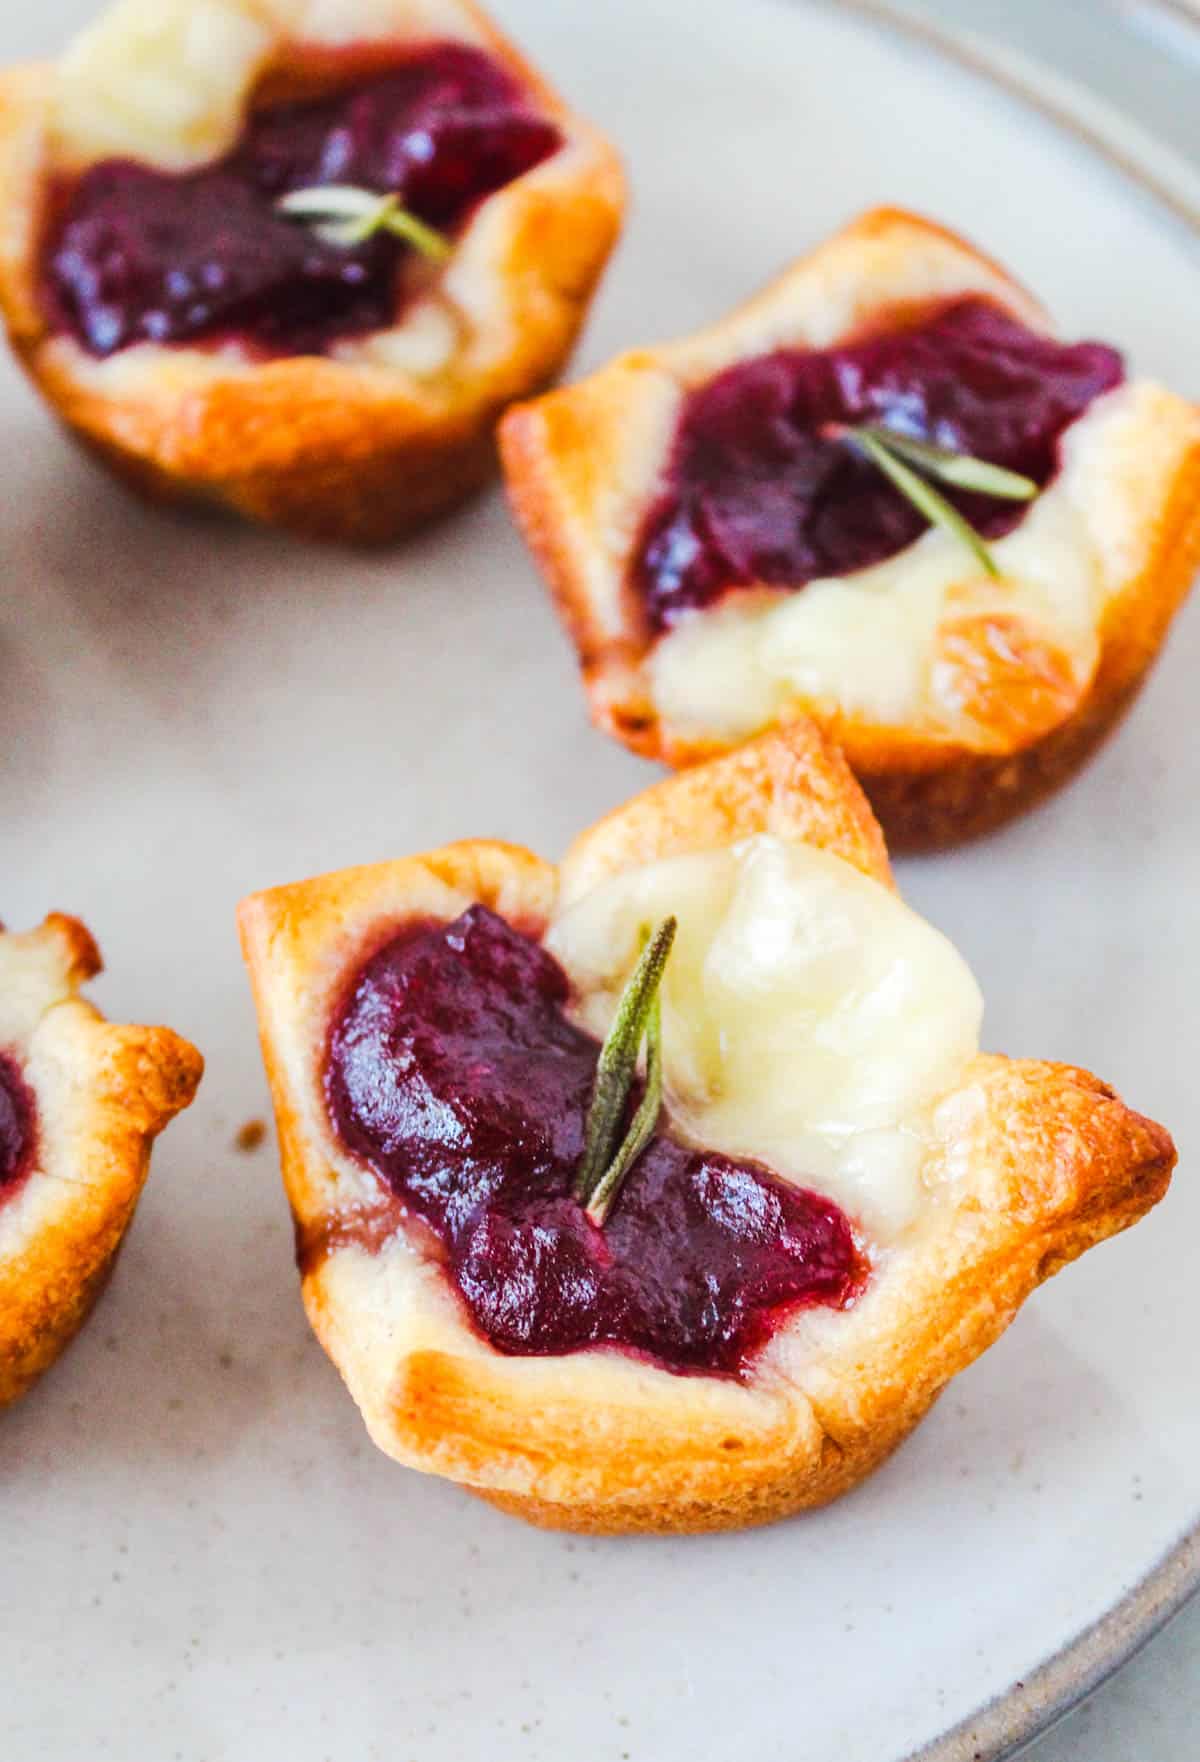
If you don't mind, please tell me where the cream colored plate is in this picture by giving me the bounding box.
[1,2,1197,1758]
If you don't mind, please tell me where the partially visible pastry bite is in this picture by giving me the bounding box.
[0,914,203,1407]
[239,723,1173,1534]
[500,208,1200,846]
[0,0,624,540]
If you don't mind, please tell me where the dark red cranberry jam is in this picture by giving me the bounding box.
[0,1054,35,1198]
[635,298,1124,631]
[43,43,561,358]
[326,905,866,1377]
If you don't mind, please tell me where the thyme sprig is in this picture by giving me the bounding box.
[575,917,676,1228]
[277,185,452,261]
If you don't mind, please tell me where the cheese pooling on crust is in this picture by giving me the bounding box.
[650,381,1191,739]
[324,836,981,1378]
[548,836,982,1239]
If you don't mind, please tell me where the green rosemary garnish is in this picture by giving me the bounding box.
[575,917,676,1228]
[856,428,1038,502]
[851,428,999,576]
[277,186,452,261]
[834,424,1038,578]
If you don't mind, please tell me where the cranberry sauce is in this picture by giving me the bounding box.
[326,905,866,1377]
[634,298,1125,630]
[43,43,561,358]
[0,1054,35,1199]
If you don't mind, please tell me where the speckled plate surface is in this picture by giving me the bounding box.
[2,3,1197,1759]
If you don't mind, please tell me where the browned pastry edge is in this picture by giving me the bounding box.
[473,1061,1173,1533]
[851,447,1200,845]
[0,1,625,543]
[239,725,1175,1533]
[0,914,204,1407]
[471,1413,919,1534]
[557,712,893,898]
[288,1057,1173,1535]
[499,206,1200,849]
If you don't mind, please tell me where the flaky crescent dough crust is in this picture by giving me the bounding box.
[499,208,1200,847]
[0,914,203,1407]
[239,723,1173,1533]
[0,0,624,542]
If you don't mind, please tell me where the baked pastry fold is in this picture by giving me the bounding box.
[0,913,203,1406]
[0,0,625,540]
[500,208,1200,846]
[240,723,1173,1532]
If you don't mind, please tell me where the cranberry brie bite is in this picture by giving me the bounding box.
[501,209,1200,847]
[239,724,1172,1534]
[0,914,202,1407]
[0,0,624,541]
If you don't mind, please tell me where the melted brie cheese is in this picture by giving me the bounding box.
[546,836,982,1240]
[51,0,489,171]
[648,382,1177,741]
[54,0,276,170]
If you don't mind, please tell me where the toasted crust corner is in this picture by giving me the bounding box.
[559,719,893,905]
[0,916,203,1407]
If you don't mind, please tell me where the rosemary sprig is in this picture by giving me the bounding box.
[857,427,1038,502]
[277,185,452,261]
[829,421,1038,578]
[575,917,676,1227]
[848,427,1002,578]
[585,990,665,1227]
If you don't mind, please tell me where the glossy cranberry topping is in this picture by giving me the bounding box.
[326,905,866,1376]
[43,43,561,357]
[634,298,1125,630]
[0,1054,35,1198]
